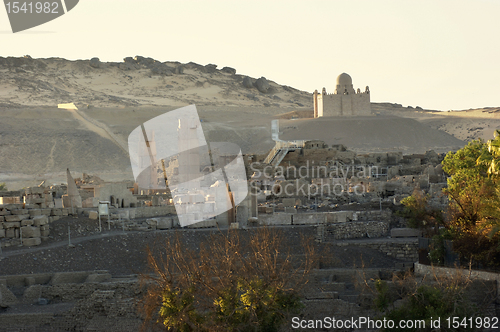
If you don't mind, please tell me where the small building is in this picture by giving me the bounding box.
[313,73,371,117]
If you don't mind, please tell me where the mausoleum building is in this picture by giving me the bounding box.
[313,73,371,117]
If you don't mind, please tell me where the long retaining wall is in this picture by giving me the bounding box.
[333,238,419,261]
[258,209,392,226]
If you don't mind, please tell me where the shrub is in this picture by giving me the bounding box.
[138,228,316,331]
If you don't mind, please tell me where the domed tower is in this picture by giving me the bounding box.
[335,73,355,95]
[313,72,371,117]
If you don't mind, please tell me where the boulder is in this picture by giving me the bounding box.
[242,76,254,89]
[89,57,101,68]
[89,211,98,220]
[204,64,217,73]
[221,66,236,75]
[255,77,271,93]
[151,63,173,76]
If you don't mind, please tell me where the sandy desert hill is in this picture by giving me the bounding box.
[0,56,498,189]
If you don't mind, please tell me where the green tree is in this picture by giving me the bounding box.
[441,139,500,267]
[0,182,7,191]
[401,138,500,267]
[139,228,316,331]
[478,129,500,176]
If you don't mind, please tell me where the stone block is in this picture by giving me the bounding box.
[0,209,10,216]
[21,226,41,238]
[41,229,50,237]
[22,237,41,246]
[391,228,422,238]
[0,229,5,238]
[89,211,98,220]
[62,208,69,216]
[0,284,19,306]
[51,209,63,216]
[40,224,49,231]
[23,284,42,304]
[11,209,28,215]
[5,228,15,238]
[49,216,60,223]
[294,213,325,225]
[259,213,292,226]
[26,197,45,204]
[30,187,44,195]
[21,219,34,226]
[146,218,158,226]
[0,216,3,222]
[4,215,21,222]
[32,215,48,227]
[3,221,20,228]
[156,218,173,230]
[282,198,296,207]
[25,277,36,286]
[284,207,297,214]
[85,273,112,283]
[54,198,63,208]
[18,214,30,221]
[41,208,52,216]
[28,209,42,217]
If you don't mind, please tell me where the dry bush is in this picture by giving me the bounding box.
[138,227,316,331]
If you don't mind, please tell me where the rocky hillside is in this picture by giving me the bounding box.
[0,55,311,109]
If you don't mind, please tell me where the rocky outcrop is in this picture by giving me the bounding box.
[89,57,101,69]
[255,76,271,93]
[242,76,254,89]
[221,66,236,75]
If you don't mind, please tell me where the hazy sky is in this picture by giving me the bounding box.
[1,0,498,111]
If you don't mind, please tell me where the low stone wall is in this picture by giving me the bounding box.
[322,221,389,240]
[0,204,70,247]
[258,209,393,227]
[334,238,419,261]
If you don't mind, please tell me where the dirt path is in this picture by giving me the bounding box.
[65,108,129,155]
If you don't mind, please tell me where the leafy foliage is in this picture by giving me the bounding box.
[400,189,443,237]
[139,228,315,331]
[402,136,500,268]
[373,272,486,332]
[0,182,7,191]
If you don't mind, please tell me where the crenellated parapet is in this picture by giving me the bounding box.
[313,73,372,117]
